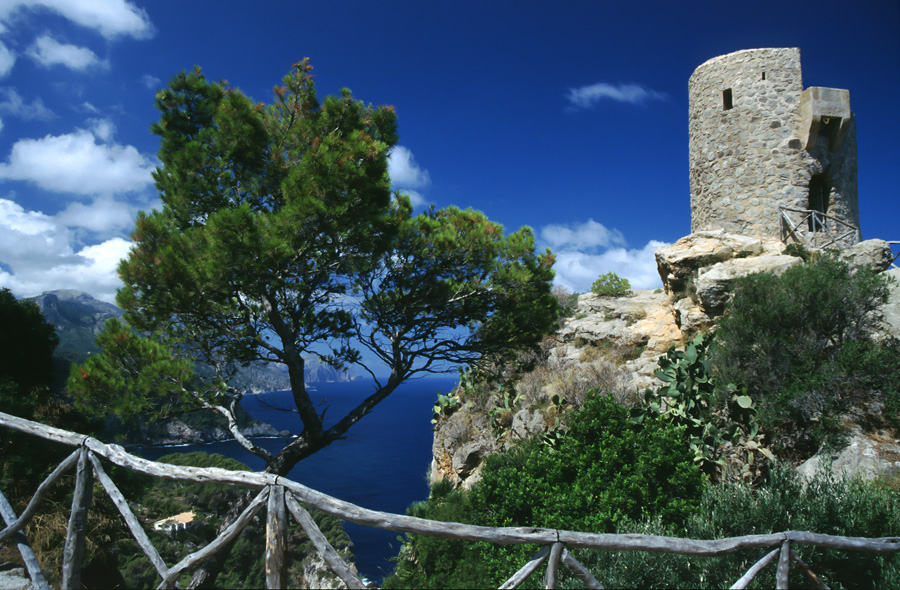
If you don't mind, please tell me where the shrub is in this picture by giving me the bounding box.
[565,466,900,589]
[385,392,702,588]
[591,272,631,297]
[710,255,895,454]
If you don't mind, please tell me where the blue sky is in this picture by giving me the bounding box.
[0,0,897,303]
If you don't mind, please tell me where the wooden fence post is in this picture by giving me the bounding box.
[561,548,603,589]
[730,547,779,590]
[284,493,366,590]
[776,539,791,589]
[499,546,550,589]
[62,448,93,590]
[88,452,169,582]
[545,542,563,589]
[0,489,50,590]
[266,485,287,589]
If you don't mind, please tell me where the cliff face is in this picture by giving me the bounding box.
[429,288,684,489]
[430,233,900,489]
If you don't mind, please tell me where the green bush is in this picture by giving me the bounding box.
[591,272,631,297]
[564,466,900,589]
[385,392,702,588]
[710,255,895,454]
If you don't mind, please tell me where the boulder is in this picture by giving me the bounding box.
[655,231,765,297]
[695,255,801,316]
[839,239,895,272]
[876,268,900,340]
[672,296,712,333]
[797,426,900,481]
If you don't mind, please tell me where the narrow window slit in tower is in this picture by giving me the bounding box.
[723,88,733,110]
[761,72,766,81]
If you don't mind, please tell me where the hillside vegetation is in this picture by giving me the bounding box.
[388,256,900,589]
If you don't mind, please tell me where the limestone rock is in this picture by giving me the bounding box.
[797,426,900,481]
[876,268,900,340]
[672,297,712,333]
[695,254,801,316]
[839,239,894,272]
[0,568,32,590]
[511,409,544,441]
[655,230,765,297]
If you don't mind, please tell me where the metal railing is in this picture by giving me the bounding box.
[1,410,898,590]
[779,206,861,250]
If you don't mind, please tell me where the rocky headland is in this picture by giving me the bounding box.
[430,233,900,490]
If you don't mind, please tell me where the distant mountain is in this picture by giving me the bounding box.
[30,290,123,365]
[29,290,357,389]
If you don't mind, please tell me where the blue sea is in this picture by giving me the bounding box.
[137,376,457,582]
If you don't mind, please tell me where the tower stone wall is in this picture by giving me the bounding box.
[688,48,860,245]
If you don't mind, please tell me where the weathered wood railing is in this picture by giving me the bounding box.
[779,205,861,249]
[1,411,898,590]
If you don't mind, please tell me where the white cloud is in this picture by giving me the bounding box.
[398,189,428,208]
[85,117,115,141]
[0,126,156,195]
[389,145,431,189]
[140,73,161,89]
[55,195,135,234]
[0,0,154,40]
[551,241,668,293]
[0,40,15,78]
[541,219,626,252]
[0,88,54,120]
[0,198,131,302]
[567,82,668,109]
[27,35,105,71]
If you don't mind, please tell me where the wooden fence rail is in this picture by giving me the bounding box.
[779,206,861,249]
[1,411,898,589]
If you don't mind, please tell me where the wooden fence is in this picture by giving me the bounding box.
[1,410,898,590]
[779,206,862,250]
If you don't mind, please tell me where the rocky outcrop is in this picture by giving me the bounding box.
[430,232,900,490]
[554,289,684,392]
[876,268,900,340]
[838,239,895,273]
[797,426,900,482]
[654,231,804,332]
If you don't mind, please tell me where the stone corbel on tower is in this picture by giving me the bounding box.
[800,87,851,152]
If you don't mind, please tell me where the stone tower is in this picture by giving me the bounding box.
[688,48,860,246]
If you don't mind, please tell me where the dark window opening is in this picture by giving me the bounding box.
[723,88,733,111]
[808,173,831,232]
[761,72,766,81]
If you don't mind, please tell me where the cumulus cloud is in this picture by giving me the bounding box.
[551,241,667,293]
[0,198,131,302]
[55,195,135,234]
[541,219,626,251]
[27,35,105,71]
[0,88,54,121]
[389,145,431,189]
[0,126,156,195]
[0,0,154,40]
[388,145,431,207]
[539,219,665,292]
[567,82,667,109]
[0,41,14,78]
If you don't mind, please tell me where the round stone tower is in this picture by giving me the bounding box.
[688,48,860,246]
